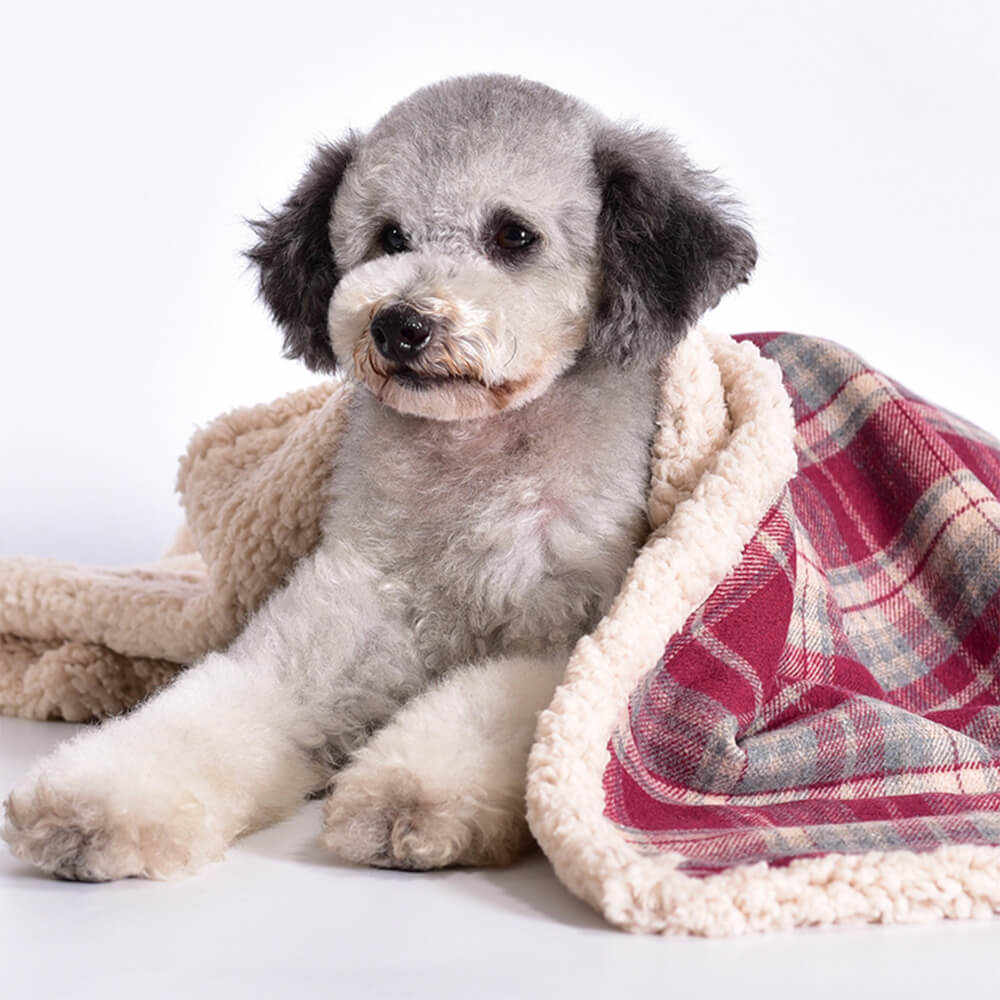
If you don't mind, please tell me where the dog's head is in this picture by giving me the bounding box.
[247,75,756,420]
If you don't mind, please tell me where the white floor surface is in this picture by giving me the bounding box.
[2,718,1000,1000]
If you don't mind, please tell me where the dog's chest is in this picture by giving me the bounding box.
[328,365,657,666]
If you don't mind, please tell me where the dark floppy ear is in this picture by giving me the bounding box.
[245,133,359,373]
[590,125,757,364]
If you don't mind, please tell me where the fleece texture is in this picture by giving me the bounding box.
[3,329,1000,936]
[0,380,352,720]
[527,331,1000,934]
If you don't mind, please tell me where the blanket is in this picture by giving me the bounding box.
[3,329,1000,936]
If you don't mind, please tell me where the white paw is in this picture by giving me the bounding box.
[320,765,531,871]
[3,769,223,882]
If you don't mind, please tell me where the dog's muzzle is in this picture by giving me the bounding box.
[370,304,433,364]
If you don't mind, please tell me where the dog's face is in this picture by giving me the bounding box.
[248,75,756,421]
[325,81,601,419]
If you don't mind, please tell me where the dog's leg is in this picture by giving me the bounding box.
[3,544,417,881]
[3,650,330,881]
[321,651,567,870]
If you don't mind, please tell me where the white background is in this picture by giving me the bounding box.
[1,2,999,995]
[1,0,997,565]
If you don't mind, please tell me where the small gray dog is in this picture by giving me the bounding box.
[4,74,755,880]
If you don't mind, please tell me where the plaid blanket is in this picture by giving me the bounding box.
[527,331,1000,934]
[606,332,1000,872]
[4,328,999,934]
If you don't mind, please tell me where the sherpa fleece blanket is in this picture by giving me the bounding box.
[3,329,1000,936]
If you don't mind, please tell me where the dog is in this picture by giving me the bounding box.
[3,74,755,880]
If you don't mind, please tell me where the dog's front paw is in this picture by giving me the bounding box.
[4,774,131,881]
[3,770,219,882]
[320,765,530,871]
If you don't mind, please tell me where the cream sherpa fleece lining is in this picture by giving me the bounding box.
[4,329,1000,935]
[525,330,1000,936]
[0,380,352,720]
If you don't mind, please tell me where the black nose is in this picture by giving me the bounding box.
[370,304,432,364]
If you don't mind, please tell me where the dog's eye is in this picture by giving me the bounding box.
[379,223,410,255]
[495,223,537,251]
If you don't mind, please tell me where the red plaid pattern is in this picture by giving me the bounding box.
[603,333,1000,874]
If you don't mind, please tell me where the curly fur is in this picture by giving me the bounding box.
[4,74,755,881]
[245,135,359,372]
